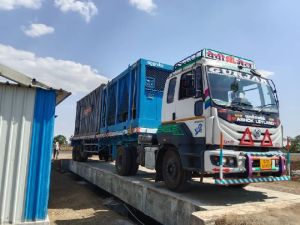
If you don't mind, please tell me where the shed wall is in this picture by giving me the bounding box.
[24,89,56,221]
[0,84,36,224]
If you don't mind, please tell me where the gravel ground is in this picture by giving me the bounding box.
[48,158,134,225]
[216,205,300,225]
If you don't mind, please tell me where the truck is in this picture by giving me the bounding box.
[72,49,290,192]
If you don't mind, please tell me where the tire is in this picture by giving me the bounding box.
[162,149,190,192]
[72,147,78,161]
[115,146,132,176]
[78,145,88,162]
[104,155,109,162]
[128,146,139,176]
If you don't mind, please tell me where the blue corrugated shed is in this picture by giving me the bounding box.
[0,64,70,225]
[24,89,56,221]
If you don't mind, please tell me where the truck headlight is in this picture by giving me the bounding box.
[210,155,237,168]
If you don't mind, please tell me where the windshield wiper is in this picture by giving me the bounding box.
[227,105,243,111]
[258,103,277,113]
[231,101,253,108]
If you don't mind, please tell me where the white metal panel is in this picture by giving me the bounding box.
[0,84,35,224]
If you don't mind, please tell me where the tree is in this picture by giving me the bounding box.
[289,135,300,153]
[54,135,67,146]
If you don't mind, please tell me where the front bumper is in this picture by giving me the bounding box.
[204,149,289,184]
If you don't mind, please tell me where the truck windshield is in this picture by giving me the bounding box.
[207,67,278,113]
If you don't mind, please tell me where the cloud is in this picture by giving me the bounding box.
[54,0,98,23]
[0,44,108,94]
[256,69,275,78]
[22,23,55,38]
[129,0,156,14]
[0,0,42,10]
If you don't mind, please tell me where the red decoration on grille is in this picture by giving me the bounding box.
[261,129,273,147]
[240,127,254,146]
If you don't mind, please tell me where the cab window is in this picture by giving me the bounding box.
[179,71,195,99]
[167,78,176,103]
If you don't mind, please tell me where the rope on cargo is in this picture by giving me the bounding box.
[123,203,145,225]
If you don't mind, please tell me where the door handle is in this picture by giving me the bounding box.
[172,112,176,120]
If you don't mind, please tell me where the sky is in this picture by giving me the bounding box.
[0,0,299,139]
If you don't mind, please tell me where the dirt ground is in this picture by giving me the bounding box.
[250,160,300,194]
[216,205,300,225]
[48,157,134,225]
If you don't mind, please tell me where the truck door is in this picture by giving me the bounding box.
[161,77,177,121]
[175,66,204,119]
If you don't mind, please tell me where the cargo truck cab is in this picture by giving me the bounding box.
[137,49,289,191]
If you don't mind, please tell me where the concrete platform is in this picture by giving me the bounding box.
[66,160,300,225]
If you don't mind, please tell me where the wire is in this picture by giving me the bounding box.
[123,203,145,225]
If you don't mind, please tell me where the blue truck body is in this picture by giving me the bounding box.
[72,58,173,159]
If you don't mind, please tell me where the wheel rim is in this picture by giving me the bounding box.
[166,159,178,180]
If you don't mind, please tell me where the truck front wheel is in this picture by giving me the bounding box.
[162,149,190,192]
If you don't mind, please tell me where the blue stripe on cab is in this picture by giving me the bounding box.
[24,89,56,221]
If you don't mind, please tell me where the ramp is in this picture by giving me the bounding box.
[66,160,300,225]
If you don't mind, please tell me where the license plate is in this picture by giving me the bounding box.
[260,159,272,170]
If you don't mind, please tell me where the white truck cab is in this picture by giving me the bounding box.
[150,49,289,191]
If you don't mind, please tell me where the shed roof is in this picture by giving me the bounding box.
[0,63,71,105]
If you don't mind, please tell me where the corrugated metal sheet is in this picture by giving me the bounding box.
[24,88,56,221]
[0,63,71,105]
[0,84,36,224]
[74,84,104,136]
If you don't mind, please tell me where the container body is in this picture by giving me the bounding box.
[73,59,173,138]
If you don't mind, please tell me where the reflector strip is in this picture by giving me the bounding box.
[215,175,290,185]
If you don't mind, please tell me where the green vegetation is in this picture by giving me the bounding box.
[289,135,300,153]
[54,134,68,146]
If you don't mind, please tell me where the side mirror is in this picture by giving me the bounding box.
[195,90,203,98]
[195,66,203,99]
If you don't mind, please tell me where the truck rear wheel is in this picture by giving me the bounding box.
[72,147,78,161]
[162,149,190,192]
[78,145,88,162]
[128,146,139,175]
[116,146,132,176]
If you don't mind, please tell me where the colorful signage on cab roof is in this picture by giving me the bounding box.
[204,49,255,69]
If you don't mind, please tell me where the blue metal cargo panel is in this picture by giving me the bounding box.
[24,88,56,221]
[138,59,173,129]
[99,59,173,134]
[99,62,141,133]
